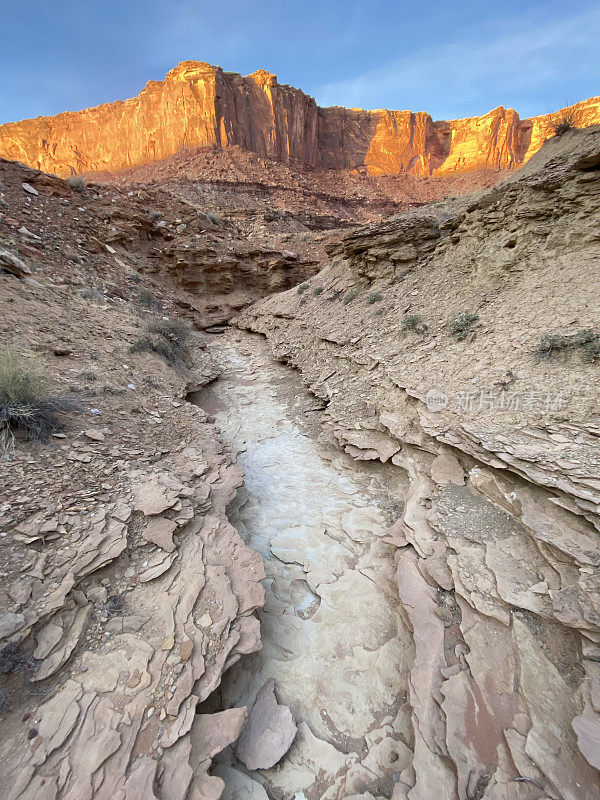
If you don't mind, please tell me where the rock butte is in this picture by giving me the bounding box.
[1,60,599,178]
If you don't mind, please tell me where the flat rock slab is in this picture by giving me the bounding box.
[235,678,297,770]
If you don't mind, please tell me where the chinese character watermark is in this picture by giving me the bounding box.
[425,388,563,413]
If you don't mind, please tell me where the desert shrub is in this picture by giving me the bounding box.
[448,312,479,340]
[137,287,161,309]
[582,339,600,362]
[297,283,308,295]
[553,115,576,136]
[148,318,192,348]
[313,286,324,296]
[538,329,600,362]
[366,292,383,304]
[342,289,359,305]
[66,176,85,192]
[79,287,104,301]
[402,313,424,332]
[0,350,79,450]
[130,318,192,369]
[149,210,163,222]
[536,333,571,357]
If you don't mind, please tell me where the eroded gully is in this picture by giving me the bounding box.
[195,330,413,800]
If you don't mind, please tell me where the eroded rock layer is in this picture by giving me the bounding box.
[237,127,600,799]
[0,157,272,800]
[1,60,599,178]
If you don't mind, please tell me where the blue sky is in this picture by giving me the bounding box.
[2,1,599,125]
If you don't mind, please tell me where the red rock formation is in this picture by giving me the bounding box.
[0,60,598,178]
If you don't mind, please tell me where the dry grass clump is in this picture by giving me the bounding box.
[553,115,576,136]
[130,318,193,369]
[66,175,85,192]
[0,349,78,450]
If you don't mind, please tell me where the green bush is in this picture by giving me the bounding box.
[536,333,571,357]
[402,314,425,332]
[342,289,359,305]
[448,312,479,340]
[297,283,308,295]
[537,329,600,362]
[313,286,324,296]
[366,292,383,304]
[0,350,79,450]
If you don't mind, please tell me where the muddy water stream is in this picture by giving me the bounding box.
[196,331,412,799]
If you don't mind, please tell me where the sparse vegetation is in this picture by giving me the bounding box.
[366,292,383,304]
[79,287,104,301]
[536,333,571,357]
[66,175,85,192]
[553,115,576,136]
[448,312,479,340]
[297,282,308,295]
[342,289,359,305]
[0,349,79,450]
[149,210,163,222]
[402,313,426,333]
[130,318,193,369]
[536,329,600,362]
[137,287,161,309]
[579,330,600,362]
[313,286,324,296]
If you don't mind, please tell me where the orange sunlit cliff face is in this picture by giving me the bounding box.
[1,60,599,178]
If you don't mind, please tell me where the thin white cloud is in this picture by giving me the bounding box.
[314,5,600,118]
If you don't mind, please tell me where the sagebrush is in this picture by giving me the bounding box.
[448,312,479,340]
[402,314,426,333]
[130,318,193,369]
[537,329,600,362]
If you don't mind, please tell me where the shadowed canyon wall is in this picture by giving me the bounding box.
[1,60,599,177]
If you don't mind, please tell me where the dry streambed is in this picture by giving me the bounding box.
[195,331,413,799]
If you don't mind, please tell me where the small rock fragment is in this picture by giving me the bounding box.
[235,679,297,770]
[0,250,31,278]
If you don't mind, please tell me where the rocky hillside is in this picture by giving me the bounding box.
[1,60,599,179]
[238,126,600,800]
[0,164,270,799]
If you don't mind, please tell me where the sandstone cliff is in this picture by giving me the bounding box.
[0,60,598,178]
